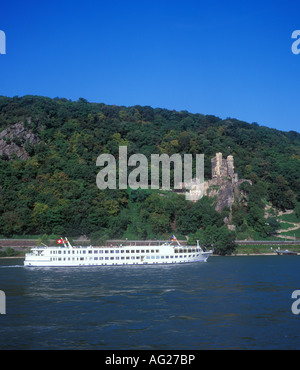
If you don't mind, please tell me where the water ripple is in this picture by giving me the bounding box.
[0,256,300,349]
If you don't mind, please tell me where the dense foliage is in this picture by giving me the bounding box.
[0,95,299,253]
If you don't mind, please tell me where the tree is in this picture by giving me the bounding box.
[189,225,236,255]
[268,175,296,210]
[0,211,23,236]
[266,217,280,235]
[294,202,300,220]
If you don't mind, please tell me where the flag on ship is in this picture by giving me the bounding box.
[57,238,64,244]
[171,235,177,241]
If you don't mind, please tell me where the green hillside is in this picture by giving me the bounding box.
[0,95,299,254]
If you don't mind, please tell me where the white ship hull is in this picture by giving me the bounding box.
[24,239,213,267]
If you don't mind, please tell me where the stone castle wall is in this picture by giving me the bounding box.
[187,152,252,213]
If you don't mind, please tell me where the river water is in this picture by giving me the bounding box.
[0,256,300,350]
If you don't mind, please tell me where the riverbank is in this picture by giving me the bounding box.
[0,252,296,259]
[1,242,299,258]
[234,244,300,255]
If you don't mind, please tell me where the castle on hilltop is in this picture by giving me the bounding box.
[180,152,252,214]
[211,152,236,180]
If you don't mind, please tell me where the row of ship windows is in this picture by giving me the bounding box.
[50,254,199,261]
[49,248,201,255]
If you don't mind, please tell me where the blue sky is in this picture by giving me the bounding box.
[0,0,299,132]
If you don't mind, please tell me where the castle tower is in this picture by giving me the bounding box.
[211,153,236,179]
[211,152,222,178]
[226,155,234,178]
[211,152,228,178]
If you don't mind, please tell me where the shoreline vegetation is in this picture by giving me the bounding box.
[1,243,300,258]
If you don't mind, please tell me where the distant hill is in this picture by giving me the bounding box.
[0,95,299,244]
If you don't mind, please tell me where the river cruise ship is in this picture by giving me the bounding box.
[24,236,213,267]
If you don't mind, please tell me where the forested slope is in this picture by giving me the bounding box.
[0,95,299,252]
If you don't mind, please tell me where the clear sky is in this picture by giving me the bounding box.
[0,0,299,132]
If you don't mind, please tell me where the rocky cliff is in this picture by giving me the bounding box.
[204,153,252,212]
[182,153,252,228]
[0,120,40,160]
